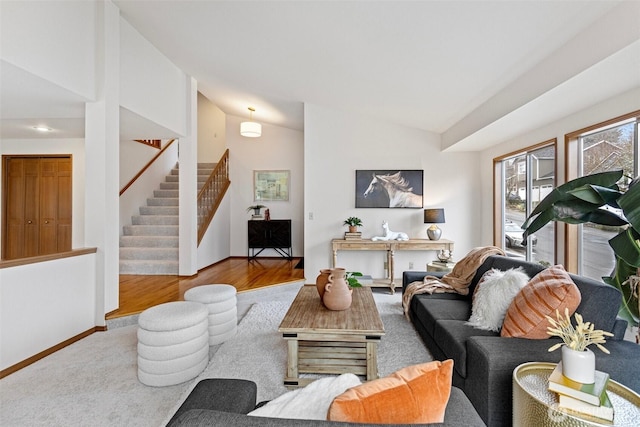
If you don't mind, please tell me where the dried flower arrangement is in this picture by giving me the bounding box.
[546,308,614,353]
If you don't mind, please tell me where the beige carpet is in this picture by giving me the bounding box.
[1,283,432,427]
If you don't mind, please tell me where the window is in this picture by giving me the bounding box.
[568,112,639,280]
[494,140,556,264]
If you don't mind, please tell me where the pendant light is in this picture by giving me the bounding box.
[240,107,262,137]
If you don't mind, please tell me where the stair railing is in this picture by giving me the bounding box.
[197,149,230,245]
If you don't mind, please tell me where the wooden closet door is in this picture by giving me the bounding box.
[23,158,41,257]
[55,158,72,252]
[2,156,72,260]
[39,158,72,254]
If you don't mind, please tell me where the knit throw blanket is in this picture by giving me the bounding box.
[402,246,506,318]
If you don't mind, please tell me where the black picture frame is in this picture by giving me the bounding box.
[355,170,424,208]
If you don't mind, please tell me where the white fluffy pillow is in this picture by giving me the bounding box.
[466,268,529,332]
[247,374,361,420]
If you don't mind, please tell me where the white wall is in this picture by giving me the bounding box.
[119,18,187,136]
[0,1,96,100]
[303,103,481,282]
[198,93,227,163]
[0,139,87,248]
[478,88,640,265]
[228,116,305,258]
[120,140,170,189]
[197,191,231,270]
[0,252,97,371]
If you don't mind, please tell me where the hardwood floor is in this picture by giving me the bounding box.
[107,257,305,319]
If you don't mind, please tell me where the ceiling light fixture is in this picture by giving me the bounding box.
[33,126,53,132]
[240,107,262,138]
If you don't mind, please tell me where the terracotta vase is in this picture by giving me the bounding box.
[315,269,332,299]
[561,346,595,384]
[348,225,357,233]
[323,268,352,311]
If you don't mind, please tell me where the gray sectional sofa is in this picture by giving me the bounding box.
[166,378,486,426]
[403,254,640,427]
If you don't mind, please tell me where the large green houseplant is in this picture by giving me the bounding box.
[521,170,639,339]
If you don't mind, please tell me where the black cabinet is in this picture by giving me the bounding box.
[248,219,292,259]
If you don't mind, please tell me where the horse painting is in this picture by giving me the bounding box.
[362,171,423,208]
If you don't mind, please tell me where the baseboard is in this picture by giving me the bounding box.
[0,326,100,379]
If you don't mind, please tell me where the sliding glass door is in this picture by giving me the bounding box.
[498,143,556,264]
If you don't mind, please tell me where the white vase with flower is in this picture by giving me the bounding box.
[546,308,613,384]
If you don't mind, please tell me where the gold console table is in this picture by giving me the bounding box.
[330,238,455,293]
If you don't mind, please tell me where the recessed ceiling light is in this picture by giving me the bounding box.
[33,126,53,132]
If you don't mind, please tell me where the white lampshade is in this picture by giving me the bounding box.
[240,121,262,137]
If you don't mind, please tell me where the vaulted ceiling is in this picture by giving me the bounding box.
[2,1,639,150]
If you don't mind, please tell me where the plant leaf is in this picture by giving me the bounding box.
[567,184,622,205]
[603,258,640,323]
[523,171,626,235]
[522,209,556,240]
[609,227,640,268]
[618,177,640,234]
[581,209,628,227]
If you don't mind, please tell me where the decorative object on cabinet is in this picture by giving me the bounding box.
[437,249,452,262]
[254,170,289,201]
[371,220,409,241]
[424,208,445,240]
[343,216,363,233]
[355,170,423,208]
[247,219,291,259]
[240,107,261,138]
[247,204,267,220]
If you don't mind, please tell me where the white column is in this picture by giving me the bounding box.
[179,76,198,276]
[85,0,120,324]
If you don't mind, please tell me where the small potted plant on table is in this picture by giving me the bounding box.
[247,204,267,219]
[343,216,363,233]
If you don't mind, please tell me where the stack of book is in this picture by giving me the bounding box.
[344,232,362,240]
[548,362,614,423]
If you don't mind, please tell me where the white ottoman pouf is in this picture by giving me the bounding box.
[137,301,209,387]
[184,284,238,345]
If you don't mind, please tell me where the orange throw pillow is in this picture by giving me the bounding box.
[327,360,453,424]
[501,265,581,339]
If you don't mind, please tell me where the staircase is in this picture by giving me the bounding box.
[119,163,216,275]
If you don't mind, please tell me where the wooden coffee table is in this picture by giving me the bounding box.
[278,285,385,388]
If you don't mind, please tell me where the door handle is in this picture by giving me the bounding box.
[27,220,33,224]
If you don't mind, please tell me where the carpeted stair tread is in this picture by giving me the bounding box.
[132,215,179,225]
[122,225,179,236]
[140,206,179,215]
[120,236,179,247]
[119,247,179,260]
[146,197,179,206]
[154,189,179,198]
[119,259,179,274]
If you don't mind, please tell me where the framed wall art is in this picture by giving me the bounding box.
[254,170,290,201]
[355,169,423,208]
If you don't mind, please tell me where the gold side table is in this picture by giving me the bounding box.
[427,261,455,273]
[513,362,640,426]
